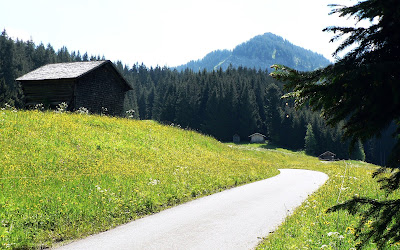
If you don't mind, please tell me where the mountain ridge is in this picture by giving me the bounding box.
[175,32,331,72]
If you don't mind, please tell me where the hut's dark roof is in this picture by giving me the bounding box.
[248,133,266,138]
[319,151,336,157]
[16,60,132,90]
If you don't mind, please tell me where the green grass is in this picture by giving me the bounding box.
[1,110,399,249]
[243,145,400,249]
[0,110,280,248]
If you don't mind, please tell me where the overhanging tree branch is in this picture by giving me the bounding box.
[270,0,400,247]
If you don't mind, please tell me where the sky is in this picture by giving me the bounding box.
[0,0,362,68]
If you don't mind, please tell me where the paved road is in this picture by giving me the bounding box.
[57,169,328,250]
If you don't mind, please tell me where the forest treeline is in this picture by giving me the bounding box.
[0,30,104,108]
[0,30,394,165]
[119,62,395,164]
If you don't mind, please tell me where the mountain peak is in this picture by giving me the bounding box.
[175,32,330,72]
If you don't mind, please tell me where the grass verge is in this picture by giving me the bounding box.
[239,145,400,249]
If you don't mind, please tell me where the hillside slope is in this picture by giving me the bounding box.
[1,110,391,249]
[175,32,331,72]
[0,110,279,248]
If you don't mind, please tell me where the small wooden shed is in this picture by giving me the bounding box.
[16,60,132,116]
[318,151,337,161]
[233,134,240,143]
[249,133,266,143]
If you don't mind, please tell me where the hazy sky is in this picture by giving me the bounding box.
[1,0,360,68]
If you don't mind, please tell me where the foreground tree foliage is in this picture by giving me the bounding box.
[271,0,400,248]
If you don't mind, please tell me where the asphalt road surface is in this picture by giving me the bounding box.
[57,169,328,250]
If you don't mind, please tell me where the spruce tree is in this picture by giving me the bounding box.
[0,78,9,106]
[271,0,400,247]
[45,44,57,64]
[350,140,366,161]
[304,123,317,156]
[33,43,47,68]
[264,83,282,144]
[82,52,89,61]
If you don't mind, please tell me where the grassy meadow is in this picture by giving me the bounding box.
[0,109,281,248]
[1,109,399,249]
[251,148,400,249]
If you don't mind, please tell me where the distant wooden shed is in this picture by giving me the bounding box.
[16,60,132,116]
[249,133,266,143]
[318,151,337,161]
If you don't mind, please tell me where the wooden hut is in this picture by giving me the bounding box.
[233,134,240,143]
[16,60,132,116]
[249,133,266,143]
[318,151,337,161]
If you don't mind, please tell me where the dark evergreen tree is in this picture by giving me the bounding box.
[22,40,35,71]
[203,87,222,136]
[45,44,57,64]
[123,90,139,119]
[0,30,23,107]
[0,78,10,106]
[236,82,261,138]
[33,43,47,68]
[0,30,16,86]
[264,83,282,143]
[350,140,366,161]
[56,46,71,62]
[82,52,89,61]
[305,123,317,156]
[75,51,82,62]
[174,83,193,128]
[271,0,400,247]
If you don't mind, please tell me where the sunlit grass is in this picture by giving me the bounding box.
[0,110,279,249]
[2,110,397,249]
[242,144,400,250]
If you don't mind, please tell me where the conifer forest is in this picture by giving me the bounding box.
[0,30,394,165]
